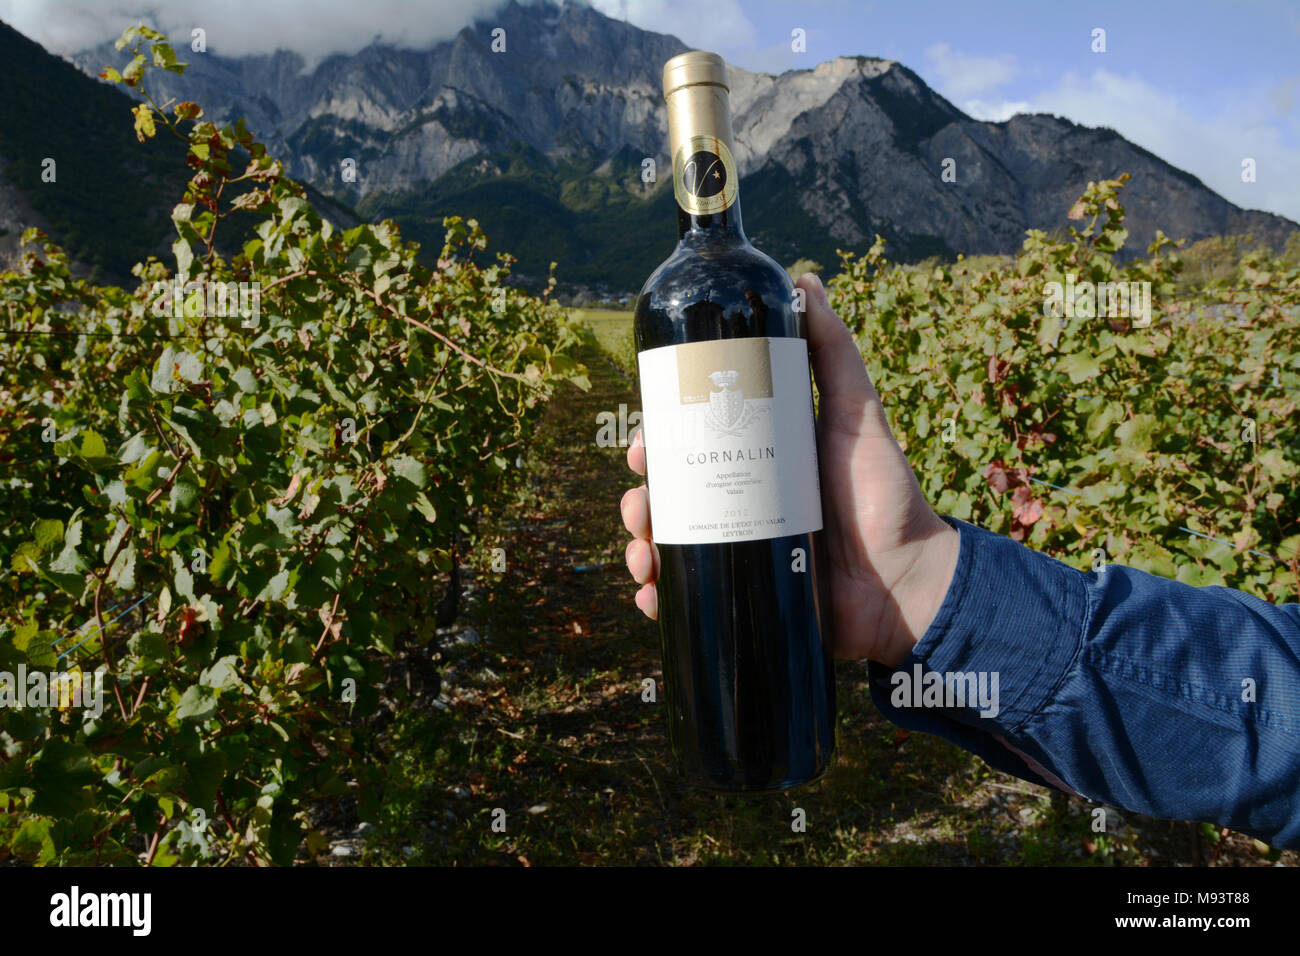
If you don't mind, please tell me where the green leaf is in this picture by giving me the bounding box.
[414,492,438,523]
[1085,402,1124,441]
[170,479,199,514]
[1258,449,1298,481]
[208,542,232,584]
[232,367,258,393]
[173,237,193,279]
[125,367,152,401]
[152,345,177,393]
[76,431,104,459]
[47,518,88,593]
[10,541,42,575]
[133,756,184,793]
[1115,414,1159,454]
[121,52,147,85]
[31,739,97,818]
[266,505,299,539]
[175,685,218,722]
[119,432,154,464]
[183,747,227,812]
[34,518,63,550]
[200,655,243,691]
[258,568,291,602]
[10,817,55,863]
[391,455,427,488]
[163,411,204,461]
[174,555,196,603]
[1056,350,1110,383]
[151,42,185,73]
[107,541,137,590]
[173,350,203,383]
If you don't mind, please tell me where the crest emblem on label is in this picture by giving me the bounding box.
[676,339,772,438]
[703,369,767,436]
[673,135,738,215]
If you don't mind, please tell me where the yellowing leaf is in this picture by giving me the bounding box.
[132,103,156,142]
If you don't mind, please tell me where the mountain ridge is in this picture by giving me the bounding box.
[23,0,1300,290]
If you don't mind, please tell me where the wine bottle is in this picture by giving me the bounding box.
[633,50,836,791]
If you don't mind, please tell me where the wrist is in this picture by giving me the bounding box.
[881,515,961,667]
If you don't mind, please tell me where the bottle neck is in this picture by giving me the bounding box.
[666,81,746,246]
[676,198,745,243]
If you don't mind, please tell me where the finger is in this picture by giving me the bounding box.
[620,484,652,540]
[625,536,660,585]
[626,426,646,475]
[796,273,892,440]
[634,583,659,620]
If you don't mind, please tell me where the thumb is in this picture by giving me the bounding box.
[795,273,892,441]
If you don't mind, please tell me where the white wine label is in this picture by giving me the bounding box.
[637,336,823,545]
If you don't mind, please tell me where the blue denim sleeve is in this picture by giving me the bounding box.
[867,516,1300,849]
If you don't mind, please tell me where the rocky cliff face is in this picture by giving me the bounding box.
[60,0,1300,289]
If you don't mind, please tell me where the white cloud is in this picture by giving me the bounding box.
[1025,69,1300,222]
[588,0,757,59]
[0,0,759,70]
[0,0,513,63]
[924,41,1017,100]
[962,98,1031,122]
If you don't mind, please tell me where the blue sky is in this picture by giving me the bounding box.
[4,0,1297,221]
[596,0,1300,222]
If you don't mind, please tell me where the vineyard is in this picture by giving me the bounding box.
[832,176,1300,602]
[1,27,1298,866]
[0,29,589,865]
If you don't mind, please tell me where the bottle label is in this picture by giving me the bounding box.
[672,135,738,216]
[638,336,823,545]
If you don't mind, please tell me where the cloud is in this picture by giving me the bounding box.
[924,41,1017,101]
[1027,69,1300,223]
[0,0,513,64]
[588,0,757,58]
[1267,76,1299,117]
[962,98,1031,122]
[0,0,758,70]
[915,47,1298,222]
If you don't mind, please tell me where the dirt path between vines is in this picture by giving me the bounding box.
[327,338,1294,868]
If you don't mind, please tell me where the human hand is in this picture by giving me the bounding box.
[620,273,960,667]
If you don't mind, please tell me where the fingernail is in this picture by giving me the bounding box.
[811,273,828,303]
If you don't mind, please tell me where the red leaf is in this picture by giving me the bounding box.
[178,605,201,647]
[1011,486,1043,527]
[983,460,1010,494]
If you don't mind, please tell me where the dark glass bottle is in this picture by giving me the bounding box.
[633,51,836,791]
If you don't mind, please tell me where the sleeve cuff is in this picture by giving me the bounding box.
[868,515,1088,735]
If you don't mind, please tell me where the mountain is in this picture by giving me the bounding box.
[0,20,359,284]
[0,20,189,281]
[47,0,1300,291]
